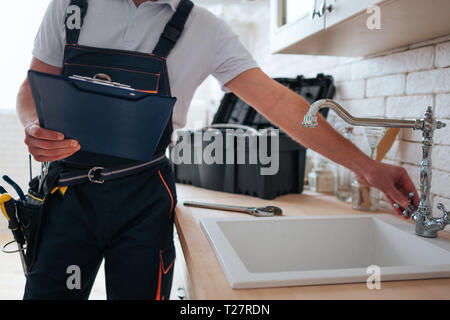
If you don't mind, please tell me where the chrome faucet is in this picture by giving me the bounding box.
[302,99,448,238]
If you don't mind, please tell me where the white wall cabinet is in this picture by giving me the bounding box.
[324,0,381,29]
[270,0,324,54]
[270,0,450,56]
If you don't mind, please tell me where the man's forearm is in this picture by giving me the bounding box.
[266,84,373,176]
[226,69,374,178]
[17,58,63,128]
[16,79,38,128]
[16,59,79,162]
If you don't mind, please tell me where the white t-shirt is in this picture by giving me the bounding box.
[32,0,259,130]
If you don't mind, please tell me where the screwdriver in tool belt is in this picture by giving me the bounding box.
[0,191,28,275]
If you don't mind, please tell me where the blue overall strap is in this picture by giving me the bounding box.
[65,0,88,45]
[152,0,194,58]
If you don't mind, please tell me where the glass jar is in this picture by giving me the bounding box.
[308,158,335,194]
[335,165,353,202]
[351,179,378,211]
[309,168,335,194]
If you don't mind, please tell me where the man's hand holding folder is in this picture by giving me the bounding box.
[24,120,80,162]
[18,59,80,162]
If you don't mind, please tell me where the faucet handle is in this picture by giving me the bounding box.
[393,192,416,218]
[436,121,446,130]
[436,203,449,223]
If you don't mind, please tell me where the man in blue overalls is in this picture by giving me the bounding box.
[16,0,419,300]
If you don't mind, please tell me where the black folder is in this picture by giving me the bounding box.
[28,70,176,162]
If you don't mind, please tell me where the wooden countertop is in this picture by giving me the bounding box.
[174,184,450,300]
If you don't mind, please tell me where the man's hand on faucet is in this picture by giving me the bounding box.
[225,69,419,216]
[355,160,420,216]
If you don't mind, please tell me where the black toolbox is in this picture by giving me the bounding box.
[170,74,335,199]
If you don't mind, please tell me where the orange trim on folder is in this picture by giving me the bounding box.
[139,89,158,94]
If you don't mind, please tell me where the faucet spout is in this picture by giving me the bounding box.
[303,99,422,129]
[302,99,448,238]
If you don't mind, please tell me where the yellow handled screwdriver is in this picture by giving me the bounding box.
[0,191,28,275]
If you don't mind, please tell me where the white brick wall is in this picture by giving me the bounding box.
[436,41,450,68]
[366,74,405,97]
[386,95,434,118]
[350,47,435,79]
[431,170,450,199]
[432,145,450,174]
[436,94,450,119]
[385,140,423,165]
[336,79,365,99]
[339,98,385,117]
[406,68,450,94]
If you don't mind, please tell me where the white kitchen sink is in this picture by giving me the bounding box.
[200,214,450,289]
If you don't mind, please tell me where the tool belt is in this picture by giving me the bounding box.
[1,162,61,274]
[57,153,167,187]
[2,153,168,274]
[21,163,62,271]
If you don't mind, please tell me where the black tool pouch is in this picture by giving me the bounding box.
[19,185,44,270]
[17,162,61,272]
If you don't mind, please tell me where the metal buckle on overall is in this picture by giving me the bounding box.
[88,167,105,184]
